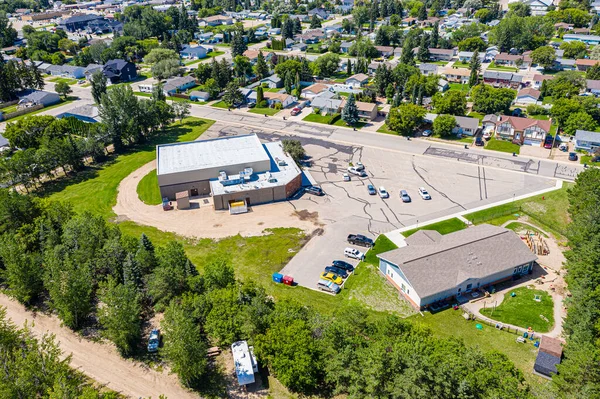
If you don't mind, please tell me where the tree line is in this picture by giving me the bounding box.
[0,55,45,102]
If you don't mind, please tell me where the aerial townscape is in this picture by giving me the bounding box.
[1,0,600,397]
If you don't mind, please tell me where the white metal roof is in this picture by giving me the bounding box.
[156,134,270,176]
[231,341,256,386]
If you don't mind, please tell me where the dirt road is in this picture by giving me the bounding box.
[0,293,199,399]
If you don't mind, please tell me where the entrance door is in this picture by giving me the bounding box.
[246,197,251,205]
[190,188,199,196]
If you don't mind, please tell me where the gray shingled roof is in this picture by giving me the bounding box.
[534,351,560,377]
[378,224,537,299]
[575,129,600,142]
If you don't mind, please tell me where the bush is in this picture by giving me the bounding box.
[274,102,283,110]
[259,100,268,108]
[261,83,269,88]
[313,107,320,114]
[526,104,548,116]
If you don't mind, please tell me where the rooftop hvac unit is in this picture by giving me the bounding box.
[277,158,287,166]
[218,171,228,181]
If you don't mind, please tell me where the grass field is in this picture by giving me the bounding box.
[183,51,225,65]
[480,286,554,332]
[449,83,470,92]
[49,77,77,85]
[1,104,18,113]
[137,169,162,205]
[46,117,214,217]
[402,218,467,237]
[485,138,520,154]
[487,62,519,72]
[211,100,229,109]
[580,155,600,166]
[505,222,548,237]
[249,107,280,116]
[467,111,485,121]
[303,113,338,124]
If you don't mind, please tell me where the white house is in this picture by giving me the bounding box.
[345,73,369,88]
[377,225,537,309]
[515,88,541,105]
[525,0,553,16]
[575,129,600,152]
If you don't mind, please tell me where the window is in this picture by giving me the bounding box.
[466,283,473,290]
[457,287,462,294]
[401,284,406,292]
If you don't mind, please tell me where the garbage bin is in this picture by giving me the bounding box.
[282,275,294,286]
[272,273,283,283]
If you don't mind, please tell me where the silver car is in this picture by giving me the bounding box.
[400,190,411,203]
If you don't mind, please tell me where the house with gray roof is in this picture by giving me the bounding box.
[377,224,537,309]
[575,129,600,152]
[163,75,196,96]
[18,90,61,107]
[56,103,100,123]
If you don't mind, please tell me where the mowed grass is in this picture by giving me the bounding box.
[480,286,555,332]
[49,77,77,85]
[485,138,520,154]
[211,100,229,109]
[248,107,280,116]
[402,217,467,237]
[46,117,214,218]
[377,124,397,135]
[303,113,337,124]
[6,98,76,122]
[137,169,162,205]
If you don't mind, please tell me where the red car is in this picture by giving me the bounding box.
[290,107,301,116]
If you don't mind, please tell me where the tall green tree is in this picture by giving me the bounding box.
[309,14,322,28]
[54,81,71,98]
[90,70,107,104]
[433,114,457,137]
[222,81,244,107]
[431,21,440,48]
[254,51,269,79]
[256,84,264,105]
[342,93,360,126]
[387,103,426,136]
[469,50,481,87]
[230,26,247,58]
[417,34,429,62]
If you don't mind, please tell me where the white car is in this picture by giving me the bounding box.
[344,247,364,260]
[418,187,431,200]
[378,187,389,198]
[347,167,367,177]
[355,162,365,171]
[343,173,351,181]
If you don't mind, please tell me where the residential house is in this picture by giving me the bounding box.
[345,73,370,88]
[494,115,551,146]
[426,113,479,135]
[288,14,310,22]
[494,52,531,68]
[554,22,573,31]
[203,15,233,26]
[340,41,353,54]
[180,45,208,60]
[427,48,456,61]
[302,83,331,100]
[457,51,485,63]
[102,59,137,84]
[260,92,295,108]
[526,0,553,16]
[84,63,103,80]
[310,91,343,114]
[554,58,577,71]
[308,8,329,19]
[563,34,600,46]
[163,75,196,96]
[85,18,123,34]
[575,129,600,152]
[592,0,600,13]
[58,14,103,32]
[375,46,394,58]
[260,75,283,89]
[482,71,523,89]
[393,47,403,58]
[532,74,554,89]
[56,103,100,123]
[587,79,600,95]
[267,27,281,35]
[402,17,417,26]
[195,32,213,42]
[46,64,85,79]
[442,68,470,84]
[243,50,273,63]
[368,61,394,75]
[189,91,210,102]
[18,90,61,107]
[574,28,591,35]
[515,88,541,105]
[576,59,600,71]
[419,63,439,76]
[377,224,537,309]
[291,43,307,51]
[340,99,378,120]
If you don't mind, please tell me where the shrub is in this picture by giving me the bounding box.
[526,104,548,116]
[259,100,268,108]
[313,107,320,114]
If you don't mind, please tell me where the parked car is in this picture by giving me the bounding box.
[248,102,256,108]
[147,329,160,353]
[325,266,348,278]
[400,190,411,203]
[317,279,341,294]
[291,107,302,116]
[559,144,568,152]
[475,136,484,146]
[569,152,578,161]
[347,234,374,247]
[367,184,377,195]
[332,260,355,272]
[378,186,389,198]
[348,166,367,177]
[355,162,365,171]
[344,247,365,260]
[320,272,343,285]
[422,130,433,137]
[78,80,85,84]
[305,186,324,196]
[343,173,351,181]
[418,187,431,200]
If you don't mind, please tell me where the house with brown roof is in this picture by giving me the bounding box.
[515,88,541,105]
[576,59,600,71]
[341,99,378,120]
[494,52,531,68]
[377,224,537,309]
[494,115,552,146]
[375,46,394,57]
[533,74,554,89]
[345,73,370,88]
[442,68,470,84]
[243,50,273,64]
[302,83,331,99]
[586,79,600,95]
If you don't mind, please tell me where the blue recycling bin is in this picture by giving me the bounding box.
[272,273,283,283]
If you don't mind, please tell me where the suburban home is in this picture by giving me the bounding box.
[163,75,196,96]
[288,14,310,22]
[180,45,208,60]
[377,224,538,310]
[526,0,553,16]
[533,74,554,89]
[103,59,137,84]
[419,63,439,76]
[576,59,600,71]
[56,103,100,123]
[515,88,541,105]
[427,48,456,61]
[203,15,233,26]
[345,73,370,88]
[457,51,485,63]
[84,63,103,80]
[18,90,61,107]
[189,91,210,102]
[260,75,283,89]
[534,336,563,379]
[291,43,307,51]
[426,113,479,135]
[368,61,394,75]
[574,130,600,152]
[302,83,331,99]
[554,22,574,31]
[196,32,214,43]
[58,14,103,32]
[85,18,122,35]
[554,58,577,71]
[592,0,600,13]
[340,41,353,53]
[586,79,600,95]
[261,92,295,108]
[443,68,470,84]
[310,91,343,114]
[46,64,85,79]
[563,34,600,46]
[494,115,552,146]
[482,71,523,89]
[267,27,281,35]
[402,17,417,26]
[340,99,378,120]
[375,46,394,58]
[243,50,273,63]
[308,8,329,19]
[494,53,531,68]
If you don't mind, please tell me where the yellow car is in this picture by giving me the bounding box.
[320,272,343,285]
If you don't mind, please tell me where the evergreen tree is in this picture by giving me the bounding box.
[223,81,244,107]
[90,70,107,104]
[294,72,301,97]
[123,253,142,289]
[293,18,302,34]
[342,93,360,126]
[254,51,269,79]
[469,50,481,87]
[284,70,293,94]
[310,14,321,29]
[347,60,352,75]
[418,3,427,20]
[431,22,440,48]
[256,85,264,105]
[230,26,247,58]
[400,38,415,65]
[417,35,429,62]
[417,84,423,105]
[393,91,402,107]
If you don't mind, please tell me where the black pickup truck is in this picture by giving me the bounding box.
[347,234,374,247]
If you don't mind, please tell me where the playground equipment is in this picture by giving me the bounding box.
[476,324,483,331]
[524,230,550,256]
[534,294,542,302]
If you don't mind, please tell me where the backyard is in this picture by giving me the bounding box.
[479,286,554,332]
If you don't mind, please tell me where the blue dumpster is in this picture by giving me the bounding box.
[272,273,283,283]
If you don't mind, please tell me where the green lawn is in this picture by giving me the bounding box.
[449,83,469,92]
[505,222,548,237]
[487,62,518,72]
[49,77,77,85]
[480,287,554,332]
[485,138,520,154]
[249,107,280,116]
[581,155,600,166]
[264,88,282,92]
[134,92,190,102]
[467,111,485,121]
[377,124,397,135]
[211,100,229,109]
[542,96,554,105]
[303,113,338,124]
[463,183,571,236]
[528,114,549,120]
[332,118,367,129]
[46,117,214,218]
[137,169,162,205]
[183,51,225,65]
[402,218,467,237]
[1,104,18,114]
[5,98,76,122]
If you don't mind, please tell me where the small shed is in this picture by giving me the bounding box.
[534,351,560,378]
[176,191,190,209]
[539,335,563,358]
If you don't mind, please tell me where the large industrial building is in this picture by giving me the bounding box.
[156,134,303,211]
